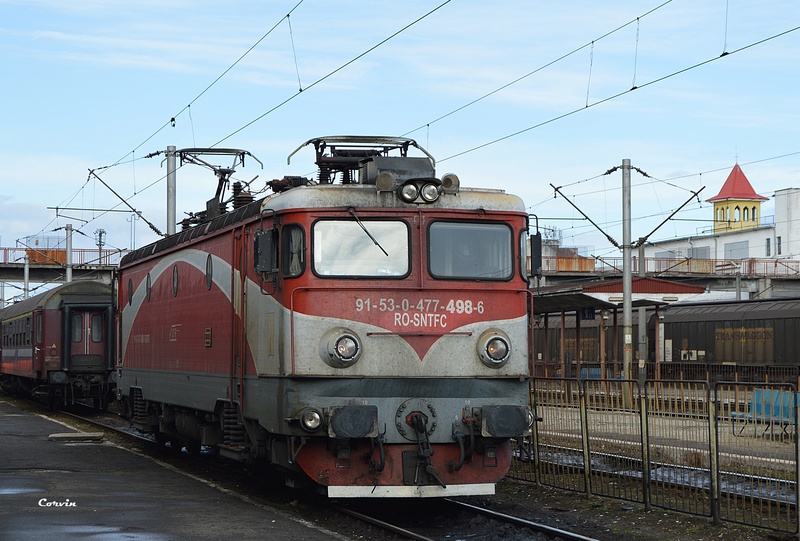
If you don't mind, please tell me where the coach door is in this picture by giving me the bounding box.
[66,309,106,373]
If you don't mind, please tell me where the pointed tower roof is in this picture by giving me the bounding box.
[706,164,768,202]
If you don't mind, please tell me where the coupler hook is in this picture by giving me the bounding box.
[408,412,446,488]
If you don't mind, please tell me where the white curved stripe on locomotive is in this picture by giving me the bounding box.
[120,249,237,359]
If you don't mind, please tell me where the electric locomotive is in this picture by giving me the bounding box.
[0,280,115,409]
[117,136,533,497]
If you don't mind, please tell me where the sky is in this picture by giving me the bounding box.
[1,0,799,283]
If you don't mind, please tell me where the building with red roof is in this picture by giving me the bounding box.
[705,163,768,234]
[640,163,800,295]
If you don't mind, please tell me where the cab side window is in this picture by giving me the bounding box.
[281,224,305,278]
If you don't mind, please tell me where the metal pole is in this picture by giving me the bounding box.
[65,223,73,283]
[167,145,177,236]
[638,243,647,383]
[735,264,742,300]
[622,159,632,381]
[600,311,607,380]
[23,255,30,299]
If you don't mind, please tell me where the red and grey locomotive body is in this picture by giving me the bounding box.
[117,137,533,497]
[0,280,115,408]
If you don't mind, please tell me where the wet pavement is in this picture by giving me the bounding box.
[0,399,344,541]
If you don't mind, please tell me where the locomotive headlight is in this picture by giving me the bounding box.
[298,407,324,432]
[319,328,363,368]
[399,183,419,203]
[335,336,359,359]
[477,329,511,368]
[397,179,444,204]
[420,182,441,202]
[486,337,509,360]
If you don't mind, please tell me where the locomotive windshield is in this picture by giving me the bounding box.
[428,222,513,280]
[313,220,409,277]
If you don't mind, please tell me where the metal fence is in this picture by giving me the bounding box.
[511,379,800,534]
[0,247,126,267]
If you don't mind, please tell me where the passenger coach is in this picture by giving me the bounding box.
[0,280,115,408]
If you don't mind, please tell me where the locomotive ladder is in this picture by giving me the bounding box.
[131,387,148,426]
[222,402,246,448]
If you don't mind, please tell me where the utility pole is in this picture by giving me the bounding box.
[167,145,176,236]
[65,223,73,283]
[622,159,633,381]
[23,255,30,299]
[95,228,106,266]
[551,160,702,385]
[638,243,647,383]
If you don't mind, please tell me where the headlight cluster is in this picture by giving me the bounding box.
[334,335,359,360]
[298,407,323,432]
[294,404,379,437]
[397,178,442,204]
[319,328,363,368]
[477,329,512,368]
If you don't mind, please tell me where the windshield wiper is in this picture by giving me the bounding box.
[348,207,389,257]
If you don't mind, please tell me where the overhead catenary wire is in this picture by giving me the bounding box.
[401,0,674,138]
[212,0,452,147]
[440,24,800,163]
[99,0,308,172]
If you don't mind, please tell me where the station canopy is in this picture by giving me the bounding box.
[531,277,707,316]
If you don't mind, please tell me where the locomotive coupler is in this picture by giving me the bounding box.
[406,411,446,488]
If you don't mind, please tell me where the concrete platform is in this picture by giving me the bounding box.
[0,400,345,541]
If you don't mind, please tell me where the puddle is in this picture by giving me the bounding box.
[0,487,45,495]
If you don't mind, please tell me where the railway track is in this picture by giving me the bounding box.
[331,496,603,541]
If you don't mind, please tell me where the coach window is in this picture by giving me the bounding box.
[313,220,408,277]
[428,221,513,280]
[35,314,42,344]
[281,224,305,278]
[72,314,83,343]
[91,314,104,343]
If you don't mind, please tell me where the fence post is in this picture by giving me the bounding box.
[794,386,800,536]
[709,384,720,525]
[578,380,592,497]
[530,380,542,486]
[640,381,651,510]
